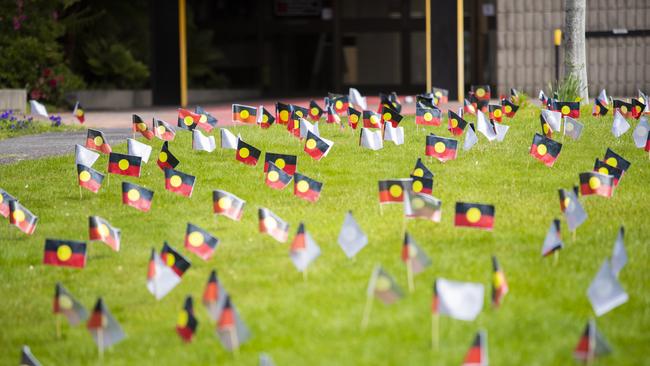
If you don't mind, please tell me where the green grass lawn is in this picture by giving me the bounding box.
[0,120,81,140]
[0,104,648,365]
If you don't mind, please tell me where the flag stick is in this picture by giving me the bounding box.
[98,328,104,360]
[360,294,373,331]
[431,313,439,350]
[79,186,83,200]
[229,327,239,357]
[406,261,414,293]
[572,229,577,242]
[553,250,559,266]
[56,315,61,338]
[302,268,308,282]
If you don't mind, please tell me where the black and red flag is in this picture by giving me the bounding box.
[232,104,257,124]
[0,189,16,218]
[488,104,503,123]
[213,189,245,220]
[410,176,433,195]
[540,115,553,138]
[43,239,87,268]
[9,200,37,235]
[491,256,509,307]
[416,103,442,126]
[176,296,198,342]
[286,111,301,138]
[454,202,495,230]
[164,168,196,197]
[347,107,362,129]
[235,139,261,166]
[54,282,88,325]
[276,102,292,125]
[157,141,180,170]
[464,98,477,115]
[122,181,154,212]
[631,98,646,119]
[556,101,580,118]
[185,222,219,260]
[462,330,488,366]
[195,106,218,132]
[380,104,403,128]
[293,172,323,202]
[265,161,293,190]
[85,129,112,154]
[264,152,297,175]
[108,152,141,177]
[579,172,614,198]
[153,118,176,141]
[362,110,382,129]
[378,179,411,204]
[132,114,154,140]
[530,133,562,167]
[425,135,458,162]
[304,131,333,160]
[308,100,323,121]
[258,207,290,243]
[77,164,104,193]
[612,99,633,118]
[203,269,227,321]
[593,159,623,186]
[447,110,468,136]
[501,98,519,118]
[592,97,609,116]
[433,87,449,104]
[258,106,275,129]
[411,158,434,179]
[291,105,309,120]
[573,319,611,362]
[89,216,121,251]
[378,92,401,112]
[603,148,631,173]
[332,95,349,115]
[178,108,201,130]
[327,104,341,124]
[471,85,491,101]
[161,242,191,277]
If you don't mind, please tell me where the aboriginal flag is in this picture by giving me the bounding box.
[293,172,322,202]
[108,153,141,177]
[592,98,609,116]
[195,106,218,132]
[286,111,301,138]
[464,98,477,115]
[264,152,297,175]
[579,172,614,198]
[501,99,519,118]
[164,168,195,197]
[77,164,104,193]
[462,330,488,366]
[574,319,611,362]
[402,232,431,275]
[161,242,191,277]
[308,100,323,121]
[212,190,245,220]
[454,202,495,230]
[87,298,125,350]
[54,282,88,325]
[603,148,631,172]
[433,87,449,104]
[304,131,333,160]
[265,162,293,190]
[425,135,458,162]
[276,102,292,125]
[593,159,623,186]
[530,133,562,167]
[411,158,434,179]
[327,104,341,124]
[178,108,200,130]
[203,269,227,321]
[236,139,261,166]
[122,182,154,212]
[416,103,442,126]
[73,101,85,123]
[291,105,309,120]
[185,223,219,260]
[631,98,646,119]
[258,207,290,243]
[471,85,491,101]
[447,110,468,136]
[0,189,16,218]
[153,118,176,141]
[89,216,120,251]
[556,101,580,118]
[491,256,509,307]
[332,95,349,115]
[411,176,433,195]
[232,104,257,124]
[348,107,362,129]
[86,129,112,154]
[157,141,180,170]
[378,179,411,204]
[9,200,37,235]
[367,265,403,305]
[488,104,503,122]
[540,115,553,138]
[43,239,86,268]
[363,110,382,129]
[258,107,275,128]
[613,99,633,118]
[176,296,198,342]
[380,104,403,128]
[132,114,154,140]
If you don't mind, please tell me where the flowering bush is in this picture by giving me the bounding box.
[0,110,34,130]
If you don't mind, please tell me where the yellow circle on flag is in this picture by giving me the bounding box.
[370,115,379,125]
[620,105,628,113]
[606,157,617,167]
[383,113,392,121]
[127,189,140,201]
[505,105,512,113]
[595,105,601,114]
[434,141,446,153]
[412,180,423,192]
[240,109,250,120]
[137,123,146,131]
[57,245,72,261]
[566,122,574,132]
[275,158,286,168]
[165,253,175,267]
[634,106,641,113]
[561,105,571,115]
[389,184,402,198]
[375,276,391,291]
[159,151,168,162]
[94,136,103,146]
[412,198,425,209]
[543,124,550,134]
[157,126,166,135]
[296,110,303,117]
[0,194,3,204]
[79,170,91,182]
[58,295,73,310]
[13,210,25,223]
[263,217,277,230]
[218,197,232,209]
[350,114,359,123]
[177,310,188,327]
[267,170,279,182]
[294,120,300,129]
[262,114,269,123]
[184,116,194,126]
[435,91,442,98]
[589,176,601,189]
[310,107,319,116]
[408,245,418,258]
[239,147,250,158]
[306,139,317,150]
[199,114,207,123]
[424,112,433,121]
[598,167,609,175]
[494,109,502,118]
[118,159,130,171]
[280,110,289,121]
[537,144,547,156]
[170,175,182,188]
[564,197,571,208]
[297,180,310,193]
[466,207,481,223]
[450,118,458,128]
[412,168,424,177]
[335,100,343,109]
[188,232,204,247]
[476,88,485,98]
[98,224,110,237]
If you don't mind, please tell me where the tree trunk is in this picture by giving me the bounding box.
[564,0,589,103]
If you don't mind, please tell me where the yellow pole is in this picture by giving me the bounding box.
[456,0,464,102]
[178,0,188,107]
[425,0,431,92]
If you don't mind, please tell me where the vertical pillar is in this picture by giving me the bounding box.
[150,0,181,106]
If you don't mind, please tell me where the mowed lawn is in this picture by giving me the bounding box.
[0,104,648,365]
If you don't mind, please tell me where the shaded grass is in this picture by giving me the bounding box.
[0,105,649,365]
[0,122,81,140]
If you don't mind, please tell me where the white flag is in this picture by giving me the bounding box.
[360,128,383,150]
[337,211,368,258]
[299,118,319,138]
[349,87,368,110]
[383,122,404,145]
[611,110,630,138]
[434,278,484,321]
[632,116,649,148]
[476,111,497,141]
[563,116,584,140]
[29,100,48,118]
[597,89,608,105]
[541,109,562,132]
[220,128,239,150]
[464,124,479,151]
[564,190,587,231]
[146,250,181,300]
[127,138,152,163]
[493,122,509,142]
[587,259,628,316]
[193,129,216,152]
[610,226,627,277]
[74,144,99,167]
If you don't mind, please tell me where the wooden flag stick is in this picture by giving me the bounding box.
[79,186,83,200]
[56,315,61,339]
[406,261,415,293]
[431,313,440,350]
[98,328,104,360]
[553,250,559,266]
[572,229,577,242]
[229,327,240,357]
[360,295,373,331]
